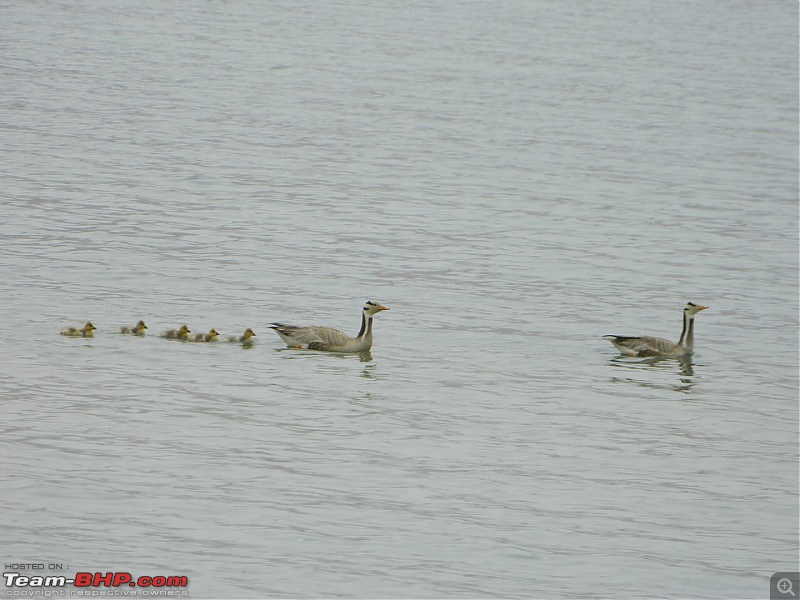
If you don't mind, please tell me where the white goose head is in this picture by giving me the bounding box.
[684,302,709,317]
[363,300,390,316]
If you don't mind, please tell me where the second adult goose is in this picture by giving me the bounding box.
[270,300,389,352]
[604,302,708,357]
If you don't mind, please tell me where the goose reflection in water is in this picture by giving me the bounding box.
[609,354,698,394]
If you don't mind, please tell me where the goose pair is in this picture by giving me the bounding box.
[604,302,708,357]
[270,300,389,353]
[273,300,705,358]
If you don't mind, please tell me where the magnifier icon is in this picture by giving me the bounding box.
[778,578,796,596]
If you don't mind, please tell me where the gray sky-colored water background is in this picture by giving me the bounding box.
[1,1,797,598]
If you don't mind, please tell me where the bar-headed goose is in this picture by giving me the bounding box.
[604,302,708,357]
[270,300,390,352]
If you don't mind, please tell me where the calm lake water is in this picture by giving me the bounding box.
[1,1,797,598]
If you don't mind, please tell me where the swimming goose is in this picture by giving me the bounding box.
[61,322,97,337]
[119,320,148,335]
[162,325,191,340]
[604,302,708,357]
[270,300,390,352]
[189,328,219,342]
[224,328,256,343]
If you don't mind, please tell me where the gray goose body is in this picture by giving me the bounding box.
[604,302,708,357]
[270,301,389,352]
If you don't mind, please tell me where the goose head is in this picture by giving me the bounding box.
[363,300,390,317]
[684,302,709,317]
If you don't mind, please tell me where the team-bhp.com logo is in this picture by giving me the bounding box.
[4,572,188,596]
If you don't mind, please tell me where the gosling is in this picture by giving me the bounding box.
[61,322,97,337]
[189,328,219,342]
[119,320,148,335]
[224,328,256,344]
[162,325,191,340]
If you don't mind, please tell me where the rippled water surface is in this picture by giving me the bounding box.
[2,1,797,598]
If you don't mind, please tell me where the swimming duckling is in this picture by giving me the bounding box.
[189,328,219,342]
[61,322,97,337]
[119,320,148,335]
[224,328,256,343]
[162,325,191,340]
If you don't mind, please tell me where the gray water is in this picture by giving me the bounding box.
[1,1,797,598]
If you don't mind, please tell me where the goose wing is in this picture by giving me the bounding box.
[307,340,342,352]
[603,335,678,356]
